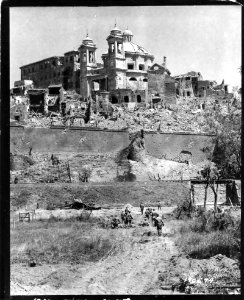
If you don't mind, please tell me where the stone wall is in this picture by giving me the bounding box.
[10,126,130,155]
[148,72,165,95]
[10,127,215,165]
[145,132,216,164]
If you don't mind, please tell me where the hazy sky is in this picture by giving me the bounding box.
[10,6,241,88]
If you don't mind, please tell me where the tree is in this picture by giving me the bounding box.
[212,108,241,179]
[201,162,221,212]
[65,161,72,183]
[79,166,92,182]
[202,97,241,179]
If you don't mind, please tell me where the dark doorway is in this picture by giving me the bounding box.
[124,96,129,103]
[137,95,141,103]
[187,91,191,97]
[111,96,118,104]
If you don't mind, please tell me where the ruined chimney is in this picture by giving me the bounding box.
[162,56,167,68]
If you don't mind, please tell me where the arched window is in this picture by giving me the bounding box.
[124,96,129,103]
[111,96,118,104]
[143,78,148,82]
[129,77,137,81]
[137,95,141,103]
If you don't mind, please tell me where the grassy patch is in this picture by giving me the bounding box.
[176,230,240,259]
[11,218,113,265]
[176,214,240,260]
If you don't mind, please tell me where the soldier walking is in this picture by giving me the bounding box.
[125,206,130,215]
[155,216,164,236]
[145,208,150,220]
[140,203,145,215]
[152,211,159,226]
[126,212,133,227]
[121,211,126,224]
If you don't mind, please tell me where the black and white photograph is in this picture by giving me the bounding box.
[8,4,241,296]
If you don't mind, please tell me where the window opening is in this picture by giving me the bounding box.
[124,96,129,103]
[111,96,118,104]
[139,64,144,71]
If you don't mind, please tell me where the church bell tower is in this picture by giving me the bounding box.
[79,33,97,98]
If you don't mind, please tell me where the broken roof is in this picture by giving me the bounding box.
[174,71,202,79]
[20,56,64,69]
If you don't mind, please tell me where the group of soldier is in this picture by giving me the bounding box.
[140,203,164,236]
[111,203,164,236]
[111,206,133,229]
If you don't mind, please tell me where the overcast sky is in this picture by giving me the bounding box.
[10,6,241,88]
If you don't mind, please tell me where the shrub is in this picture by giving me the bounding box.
[11,190,31,208]
[177,230,240,260]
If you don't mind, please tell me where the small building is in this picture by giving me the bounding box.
[174,71,203,97]
[11,80,34,96]
[27,89,47,114]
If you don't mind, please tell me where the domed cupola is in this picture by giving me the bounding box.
[109,22,123,38]
[106,22,124,56]
[82,33,96,47]
[123,28,133,42]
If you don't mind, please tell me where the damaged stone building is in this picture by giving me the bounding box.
[20,56,64,89]
[148,61,176,105]
[174,71,228,98]
[18,25,176,105]
[174,71,203,97]
[78,25,176,104]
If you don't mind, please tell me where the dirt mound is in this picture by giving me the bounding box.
[158,252,240,294]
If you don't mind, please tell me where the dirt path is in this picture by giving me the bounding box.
[11,215,179,295]
[67,224,177,295]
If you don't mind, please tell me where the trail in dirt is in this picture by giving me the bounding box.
[57,221,178,295]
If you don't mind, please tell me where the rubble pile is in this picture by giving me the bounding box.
[11,92,239,134]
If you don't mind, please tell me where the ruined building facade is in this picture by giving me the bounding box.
[20,51,80,92]
[18,25,177,104]
[174,72,228,98]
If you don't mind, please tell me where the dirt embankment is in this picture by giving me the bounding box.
[10,182,190,211]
